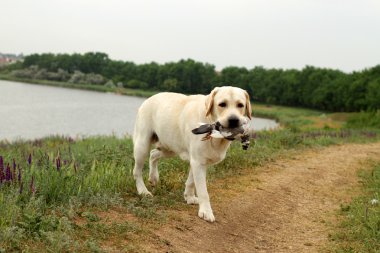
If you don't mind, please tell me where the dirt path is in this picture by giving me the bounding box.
[146,142,380,253]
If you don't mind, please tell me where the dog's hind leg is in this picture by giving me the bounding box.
[133,134,152,196]
[149,147,174,186]
[184,167,199,205]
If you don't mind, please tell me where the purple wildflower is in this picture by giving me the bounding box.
[19,181,24,194]
[30,175,35,194]
[56,157,61,171]
[18,165,21,182]
[5,163,11,181]
[12,159,16,181]
[28,154,32,165]
[0,156,4,183]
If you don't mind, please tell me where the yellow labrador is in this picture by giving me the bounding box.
[133,86,252,222]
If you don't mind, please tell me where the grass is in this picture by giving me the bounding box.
[1,128,379,252]
[0,74,157,98]
[345,110,380,129]
[331,162,380,252]
[252,103,349,130]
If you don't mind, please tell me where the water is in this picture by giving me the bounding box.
[0,80,278,141]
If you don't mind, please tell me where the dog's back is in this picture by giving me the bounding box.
[133,92,204,152]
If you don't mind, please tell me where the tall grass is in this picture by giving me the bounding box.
[346,110,380,129]
[331,162,380,252]
[0,129,379,252]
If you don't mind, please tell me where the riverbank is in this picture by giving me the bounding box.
[0,74,157,97]
[0,75,353,130]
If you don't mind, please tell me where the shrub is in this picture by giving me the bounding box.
[125,79,148,89]
[68,70,85,84]
[161,78,178,91]
[84,73,106,85]
[104,80,115,88]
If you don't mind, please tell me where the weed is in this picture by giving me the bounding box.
[331,163,380,252]
[346,110,380,129]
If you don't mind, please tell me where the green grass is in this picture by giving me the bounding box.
[252,103,347,130]
[1,129,379,252]
[331,162,380,252]
[0,74,157,98]
[345,110,380,129]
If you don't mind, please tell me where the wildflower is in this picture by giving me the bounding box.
[19,181,23,194]
[5,163,11,181]
[30,175,35,194]
[56,157,61,171]
[18,166,21,182]
[28,154,32,165]
[12,159,16,181]
[0,156,4,183]
[371,199,379,205]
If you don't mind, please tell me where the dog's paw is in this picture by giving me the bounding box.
[138,189,153,197]
[185,195,199,205]
[148,175,159,186]
[136,185,153,196]
[198,208,215,222]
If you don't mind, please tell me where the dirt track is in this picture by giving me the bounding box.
[146,142,380,253]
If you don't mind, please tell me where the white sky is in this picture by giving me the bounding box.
[1,0,380,72]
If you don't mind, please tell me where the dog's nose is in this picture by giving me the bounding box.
[228,116,240,128]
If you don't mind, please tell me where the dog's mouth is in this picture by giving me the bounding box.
[215,121,242,131]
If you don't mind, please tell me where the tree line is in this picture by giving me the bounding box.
[5,52,380,112]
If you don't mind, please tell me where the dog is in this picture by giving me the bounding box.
[132,86,252,222]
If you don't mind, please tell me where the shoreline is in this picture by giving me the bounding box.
[0,74,157,98]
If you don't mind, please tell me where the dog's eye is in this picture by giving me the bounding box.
[218,102,227,108]
[237,103,244,108]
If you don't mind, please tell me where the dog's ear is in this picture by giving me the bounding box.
[244,91,252,119]
[205,87,219,117]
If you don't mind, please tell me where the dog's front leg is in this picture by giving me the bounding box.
[191,159,215,222]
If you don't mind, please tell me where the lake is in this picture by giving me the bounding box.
[0,80,278,141]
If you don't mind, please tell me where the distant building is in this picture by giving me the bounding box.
[0,53,23,66]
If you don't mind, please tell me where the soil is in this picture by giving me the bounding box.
[143,142,380,253]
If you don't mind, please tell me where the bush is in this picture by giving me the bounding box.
[67,71,106,85]
[161,78,178,91]
[11,65,39,79]
[104,80,115,88]
[126,79,148,89]
[84,73,106,85]
[47,69,70,81]
[11,66,71,82]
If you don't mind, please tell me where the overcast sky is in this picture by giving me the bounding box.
[1,0,380,72]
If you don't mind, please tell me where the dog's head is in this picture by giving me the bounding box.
[205,86,252,128]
